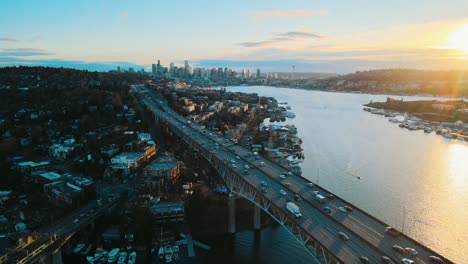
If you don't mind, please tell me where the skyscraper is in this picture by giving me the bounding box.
[157,60,162,75]
[151,64,156,75]
[184,60,190,75]
[256,69,261,79]
[247,69,251,78]
[170,62,175,76]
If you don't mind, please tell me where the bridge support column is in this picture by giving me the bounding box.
[51,249,63,264]
[228,193,236,233]
[253,205,261,230]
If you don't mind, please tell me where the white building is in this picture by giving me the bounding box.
[111,152,146,168]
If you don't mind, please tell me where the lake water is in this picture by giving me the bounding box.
[201,86,467,264]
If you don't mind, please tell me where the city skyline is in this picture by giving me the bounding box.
[1,0,468,73]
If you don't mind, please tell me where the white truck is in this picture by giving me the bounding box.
[286,202,302,218]
[315,194,326,203]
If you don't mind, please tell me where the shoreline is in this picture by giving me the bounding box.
[214,84,468,101]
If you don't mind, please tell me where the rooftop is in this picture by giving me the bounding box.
[38,171,62,181]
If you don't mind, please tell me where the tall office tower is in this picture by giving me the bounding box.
[170,62,175,76]
[152,64,156,75]
[117,66,121,72]
[184,60,190,75]
[247,69,252,78]
[187,65,193,75]
[256,69,261,79]
[157,60,162,75]
[241,69,245,79]
[217,67,223,78]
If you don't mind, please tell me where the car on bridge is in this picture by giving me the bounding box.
[338,232,349,240]
[385,226,401,237]
[381,256,394,264]
[359,256,369,263]
[322,206,332,213]
[279,190,287,196]
[260,181,268,186]
[338,207,347,212]
[279,174,286,179]
[307,182,314,187]
[405,247,418,256]
[429,256,445,264]
[401,258,414,264]
[392,244,406,254]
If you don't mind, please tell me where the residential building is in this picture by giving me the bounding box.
[148,199,184,224]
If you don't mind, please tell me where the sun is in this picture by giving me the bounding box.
[447,24,468,53]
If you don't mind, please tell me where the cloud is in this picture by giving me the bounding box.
[0,37,17,42]
[254,9,328,18]
[238,40,280,48]
[277,31,325,39]
[237,31,324,49]
[0,48,54,57]
[119,12,129,18]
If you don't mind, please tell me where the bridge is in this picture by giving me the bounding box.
[0,193,121,264]
[134,85,452,264]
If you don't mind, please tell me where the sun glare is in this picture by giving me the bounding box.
[447,24,468,53]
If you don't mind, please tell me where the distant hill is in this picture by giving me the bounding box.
[320,69,468,97]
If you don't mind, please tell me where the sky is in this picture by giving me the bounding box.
[1,0,468,73]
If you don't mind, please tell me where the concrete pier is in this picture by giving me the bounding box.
[254,205,261,230]
[228,193,236,233]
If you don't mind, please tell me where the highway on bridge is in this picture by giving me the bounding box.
[135,85,451,264]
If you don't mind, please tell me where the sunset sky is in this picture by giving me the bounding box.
[1,0,468,73]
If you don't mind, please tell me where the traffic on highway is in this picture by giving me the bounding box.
[136,85,451,264]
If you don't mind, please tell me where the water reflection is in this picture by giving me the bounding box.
[223,86,467,263]
[448,143,468,191]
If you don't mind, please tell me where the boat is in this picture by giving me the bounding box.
[86,256,95,264]
[117,252,127,264]
[424,127,433,133]
[280,116,286,122]
[285,111,296,118]
[128,252,137,264]
[73,243,86,254]
[107,248,120,263]
[81,244,93,255]
[371,108,386,115]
